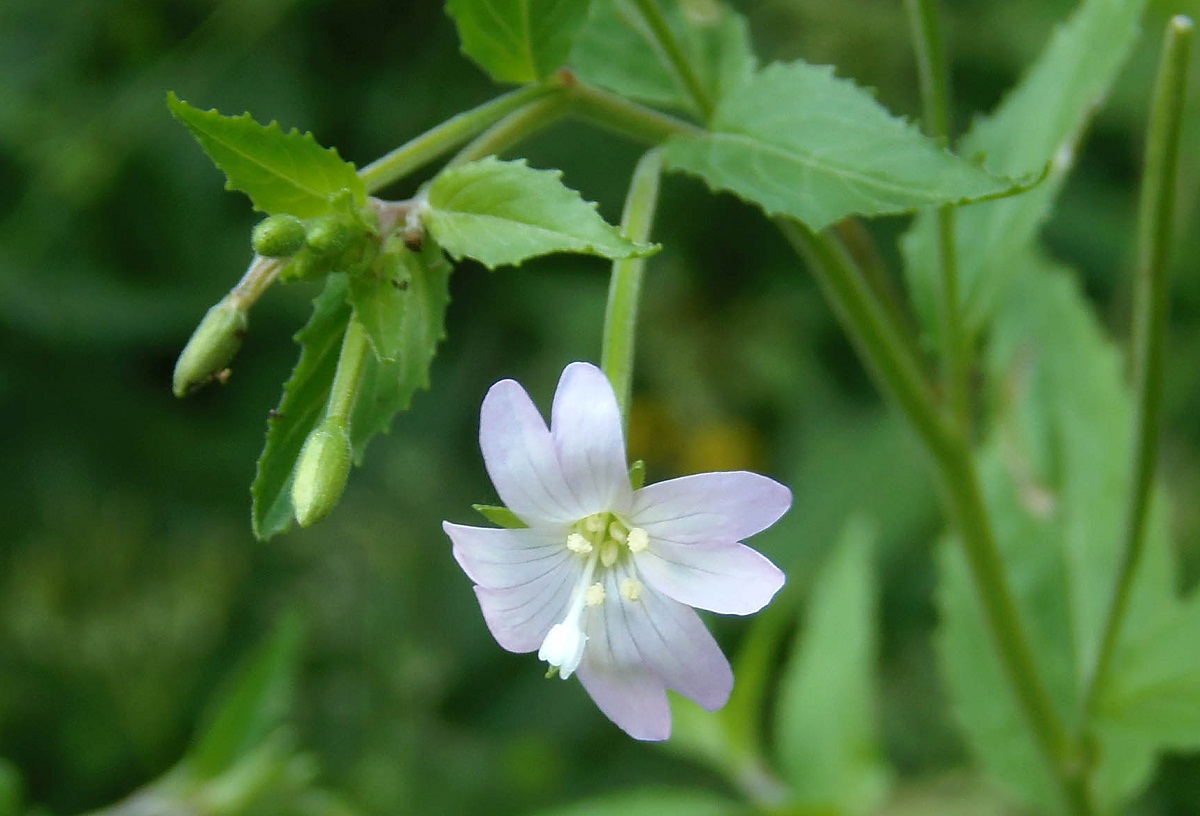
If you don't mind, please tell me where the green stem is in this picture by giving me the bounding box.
[628,0,713,120]
[447,93,572,168]
[567,81,702,144]
[358,83,561,193]
[326,319,370,422]
[779,220,1090,815]
[904,0,970,428]
[228,256,282,310]
[1083,14,1193,721]
[602,149,663,425]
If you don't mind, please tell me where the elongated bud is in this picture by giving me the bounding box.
[251,214,307,257]
[291,417,352,528]
[172,297,248,397]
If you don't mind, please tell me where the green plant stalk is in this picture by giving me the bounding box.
[447,93,572,168]
[779,220,1091,815]
[228,256,283,310]
[601,149,663,426]
[567,80,704,144]
[1083,14,1193,720]
[904,0,970,428]
[628,0,714,120]
[326,319,370,422]
[358,83,561,192]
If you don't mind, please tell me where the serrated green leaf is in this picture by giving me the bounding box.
[901,0,1146,339]
[168,93,365,218]
[568,0,754,115]
[777,517,890,814]
[531,788,740,816]
[472,503,529,528]
[663,62,1014,230]
[348,238,414,363]
[445,0,591,83]
[252,276,351,540]
[349,241,453,462]
[186,613,304,779]
[425,157,654,268]
[937,254,1179,813]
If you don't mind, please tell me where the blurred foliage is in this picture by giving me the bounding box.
[1,0,1198,815]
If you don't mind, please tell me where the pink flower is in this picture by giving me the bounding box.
[443,362,790,740]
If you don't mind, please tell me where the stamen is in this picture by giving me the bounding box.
[620,578,643,602]
[600,540,619,568]
[626,527,649,554]
[608,522,627,543]
[584,514,606,534]
[566,533,593,554]
[584,583,606,606]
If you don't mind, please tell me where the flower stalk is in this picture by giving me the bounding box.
[602,149,663,427]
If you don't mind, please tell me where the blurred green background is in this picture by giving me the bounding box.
[3,0,1200,813]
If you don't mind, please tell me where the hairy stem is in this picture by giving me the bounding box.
[358,83,561,192]
[904,0,970,428]
[1083,14,1193,722]
[448,93,572,168]
[326,319,370,422]
[602,149,663,426]
[628,0,713,120]
[780,220,1091,815]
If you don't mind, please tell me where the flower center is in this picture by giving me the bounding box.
[538,512,652,679]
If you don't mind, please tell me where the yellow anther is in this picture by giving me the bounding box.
[620,578,643,602]
[626,527,649,554]
[584,583,606,607]
[608,522,627,543]
[600,540,619,568]
[566,533,593,554]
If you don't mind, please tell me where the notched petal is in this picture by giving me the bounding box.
[550,362,633,515]
[632,471,792,545]
[637,540,785,615]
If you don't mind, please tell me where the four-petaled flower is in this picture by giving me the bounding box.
[443,362,791,740]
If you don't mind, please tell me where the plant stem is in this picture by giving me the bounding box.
[447,93,572,168]
[904,0,970,428]
[628,0,713,119]
[1083,14,1193,720]
[228,256,282,310]
[326,319,370,422]
[779,219,1091,815]
[567,81,702,144]
[602,149,663,426]
[358,83,561,193]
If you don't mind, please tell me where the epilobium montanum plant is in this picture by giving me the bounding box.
[160,0,1200,814]
[444,362,788,740]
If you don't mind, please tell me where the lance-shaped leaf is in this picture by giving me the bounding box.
[349,242,453,462]
[168,93,365,218]
[777,518,890,814]
[446,0,591,84]
[424,156,654,268]
[901,0,1146,339]
[252,276,352,540]
[569,0,754,115]
[348,237,415,363]
[663,62,1014,230]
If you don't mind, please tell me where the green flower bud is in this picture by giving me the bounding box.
[251,214,307,257]
[172,298,248,397]
[305,216,350,257]
[279,251,331,283]
[291,416,352,528]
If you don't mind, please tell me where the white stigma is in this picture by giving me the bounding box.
[566,532,593,554]
[620,578,643,602]
[626,527,649,554]
[538,622,586,679]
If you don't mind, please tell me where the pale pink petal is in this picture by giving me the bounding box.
[631,471,791,545]
[550,362,633,515]
[474,567,575,653]
[636,541,785,615]
[575,660,671,741]
[581,564,733,713]
[443,522,573,590]
[479,379,586,524]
